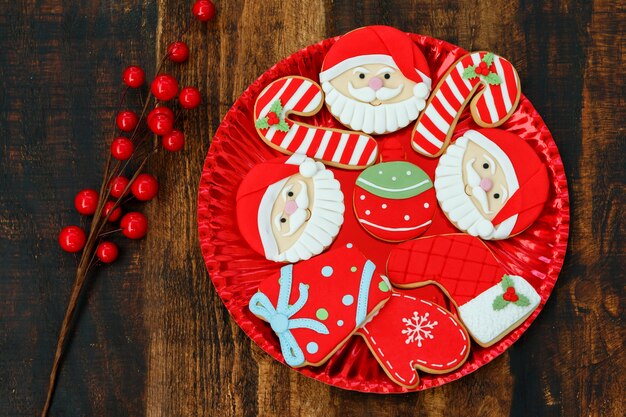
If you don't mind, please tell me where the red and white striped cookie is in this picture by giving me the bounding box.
[411,52,521,158]
[254,76,378,169]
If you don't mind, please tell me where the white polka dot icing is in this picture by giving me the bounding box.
[342,294,354,306]
[382,204,387,209]
[306,342,319,354]
[360,194,365,200]
[404,215,410,221]
[365,210,370,215]
[321,266,333,277]
[337,320,344,327]
[424,202,429,208]
[346,243,353,248]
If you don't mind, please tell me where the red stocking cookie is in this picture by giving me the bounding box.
[387,234,541,347]
[254,76,378,169]
[249,245,391,367]
[411,52,521,158]
[356,291,470,388]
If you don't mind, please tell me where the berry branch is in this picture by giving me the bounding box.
[42,2,216,416]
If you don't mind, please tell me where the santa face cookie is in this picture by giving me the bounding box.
[387,234,541,347]
[353,161,435,241]
[249,245,391,367]
[319,26,432,135]
[435,129,549,240]
[237,154,344,263]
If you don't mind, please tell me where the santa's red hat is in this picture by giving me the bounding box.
[236,154,320,260]
[319,26,432,99]
[462,129,549,238]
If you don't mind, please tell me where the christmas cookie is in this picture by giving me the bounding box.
[411,51,521,157]
[356,291,470,388]
[236,154,344,263]
[386,234,541,347]
[249,245,391,367]
[353,161,435,242]
[434,129,549,240]
[319,25,432,135]
[254,76,378,169]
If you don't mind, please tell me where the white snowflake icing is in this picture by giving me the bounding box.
[401,311,438,347]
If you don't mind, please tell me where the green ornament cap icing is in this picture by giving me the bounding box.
[355,161,433,200]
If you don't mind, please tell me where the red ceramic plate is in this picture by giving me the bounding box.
[197,33,570,392]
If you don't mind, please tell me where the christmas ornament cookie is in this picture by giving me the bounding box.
[249,245,391,367]
[236,154,344,263]
[319,26,432,135]
[387,234,541,346]
[411,52,521,157]
[435,129,549,240]
[353,160,435,242]
[254,76,378,169]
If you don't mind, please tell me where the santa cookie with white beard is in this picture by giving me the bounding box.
[236,154,345,263]
[434,129,549,240]
[319,25,432,135]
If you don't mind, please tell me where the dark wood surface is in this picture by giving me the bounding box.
[1,0,624,416]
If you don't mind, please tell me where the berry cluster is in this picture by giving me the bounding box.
[474,61,492,76]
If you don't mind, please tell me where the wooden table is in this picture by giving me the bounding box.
[1,1,623,416]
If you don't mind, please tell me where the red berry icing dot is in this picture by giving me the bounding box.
[96,241,119,263]
[162,130,185,152]
[167,42,189,63]
[121,212,148,239]
[116,110,138,132]
[151,74,178,101]
[74,188,99,215]
[59,226,86,253]
[122,66,145,88]
[111,137,134,161]
[109,176,130,199]
[102,201,122,222]
[193,0,216,21]
[131,173,158,201]
[267,111,279,125]
[178,87,201,109]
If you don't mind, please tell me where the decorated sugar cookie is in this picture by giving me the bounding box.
[387,234,541,347]
[236,154,344,263]
[319,26,432,135]
[353,158,435,242]
[249,246,391,367]
[254,76,378,169]
[411,51,521,157]
[357,291,470,388]
[435,129,549,240]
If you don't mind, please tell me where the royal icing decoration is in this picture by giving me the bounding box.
[434,129,549,240]
[254,76,378,169]
[353,161,435,241]
[357,291,470,388]
[411,51,521,158]
[386,234,541,347]
[249,246,391,367]
[236,154,344,263]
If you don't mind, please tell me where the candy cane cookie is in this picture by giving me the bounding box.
[411,52,521,158]
[254,76,378,169]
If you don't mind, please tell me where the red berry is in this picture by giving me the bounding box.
[116,110,138,132]
[162,130,185,152]
[59,226,86,253]
[148,106,174,123]
[111,137,134,160]
[510,294,519,303]
[122,66,145,88]
[147,113,174,135]
[131,173,158,201]
[178,87,201,109]
[151,74,178,101]
[167,41,189,63]
[96,241,119,263]
[267,112,279,125]
[74,189,99,215]
[102,201,122,222]
[121,212,148,239]
[479,61,487,69]
[506,286,516,294]
[475,67,483,75]
[109,176,130,198]
[193,0,216,21]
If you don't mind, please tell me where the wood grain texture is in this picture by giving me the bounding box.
[0,0,624,416]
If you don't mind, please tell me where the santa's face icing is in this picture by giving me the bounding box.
[322,65,428,135]
[270,174,315,253]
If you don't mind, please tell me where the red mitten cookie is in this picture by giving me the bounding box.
[387,234,541,346]
[356,291,470,388]
[249,245,391,367]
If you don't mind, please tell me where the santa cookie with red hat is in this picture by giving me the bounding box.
[236,154,345,263]
[434,129,549,240]
[319,25,432,135]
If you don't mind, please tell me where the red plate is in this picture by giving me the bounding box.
[197,34,570,392]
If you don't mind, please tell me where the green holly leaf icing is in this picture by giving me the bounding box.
[276,120,290,132]
[492,295,508,311]
[515,294,531,307]
[255,117,270,129]
[482,52,495,67]
[462,66,477,80]
[270,99,283,115]
[484,72,503,85]
[356,161,433,200]
[501,274,514,290]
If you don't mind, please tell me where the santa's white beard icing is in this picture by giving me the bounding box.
[322,81,427,135]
